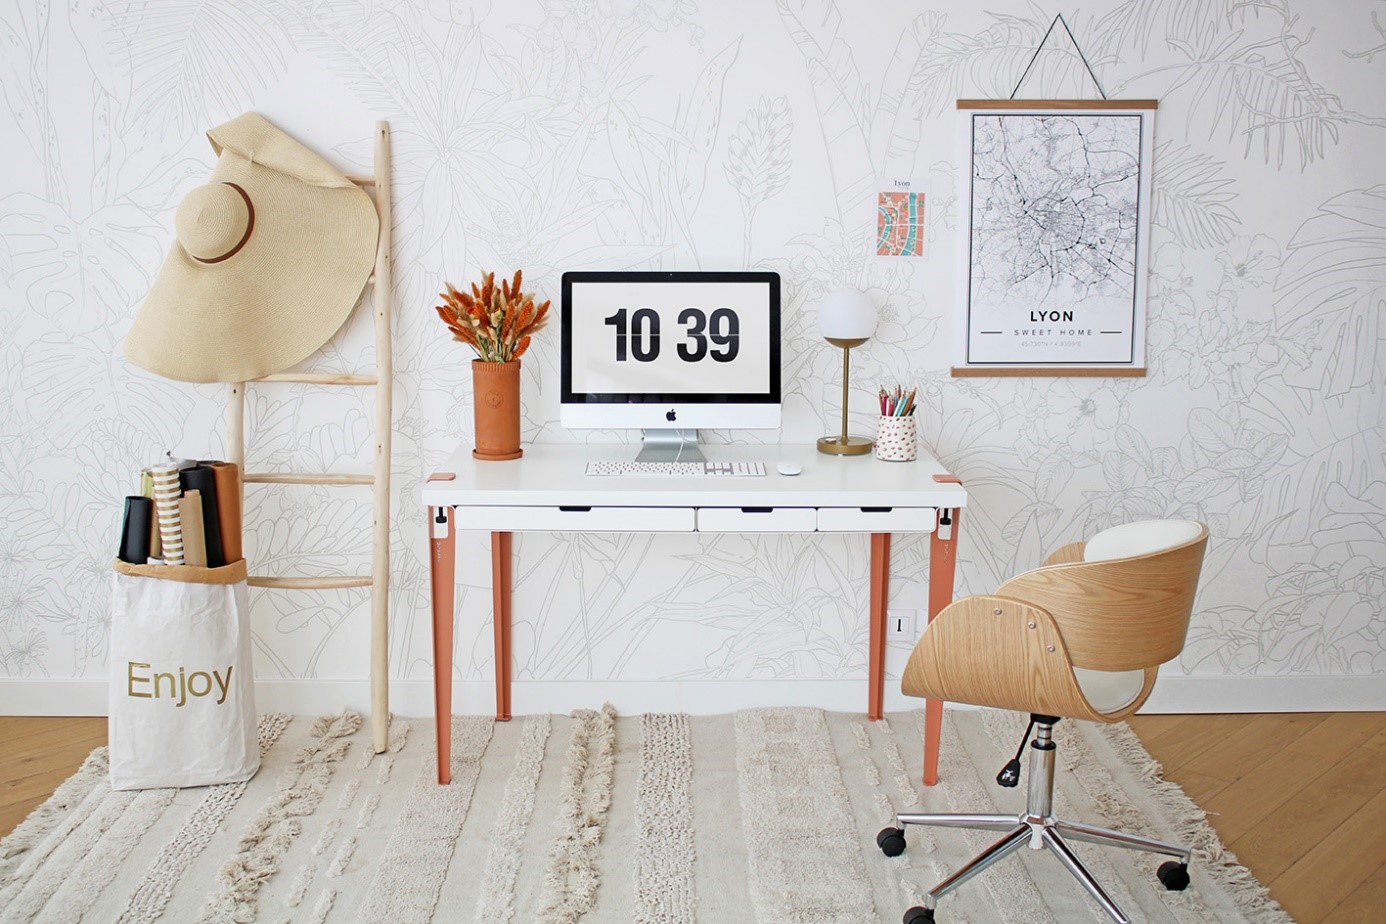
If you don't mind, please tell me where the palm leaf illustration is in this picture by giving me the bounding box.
[908,15,1100,117]
[108,0,295,135]
[1152,142,1240,248]
[1097,0,1243,57]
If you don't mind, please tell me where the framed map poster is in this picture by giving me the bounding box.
[952,99,1157,376]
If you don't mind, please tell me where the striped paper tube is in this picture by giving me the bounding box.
[150,461,184,565]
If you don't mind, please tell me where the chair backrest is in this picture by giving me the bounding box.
[996,520,1208,672]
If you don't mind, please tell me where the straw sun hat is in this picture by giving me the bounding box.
[123,112,379,383]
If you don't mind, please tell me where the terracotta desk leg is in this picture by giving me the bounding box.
[491,531,513,721]
[924,506,961,785]
[429,506,456,784]
[868,533,892,721]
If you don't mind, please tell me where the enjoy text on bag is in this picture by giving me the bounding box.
[127,661,233,706]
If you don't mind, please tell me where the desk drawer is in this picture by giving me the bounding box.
[697,507,817,533]
[454,506,696,532]
[816,507,937,533]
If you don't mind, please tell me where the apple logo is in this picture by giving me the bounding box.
[666,409,677,422]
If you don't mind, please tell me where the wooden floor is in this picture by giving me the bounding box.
[2,714,1384,920]
[1128,713,1386,923]
[0,716,107,839]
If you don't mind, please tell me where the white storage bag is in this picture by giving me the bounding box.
[108,559,258,790]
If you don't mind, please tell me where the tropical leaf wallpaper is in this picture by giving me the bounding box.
[1,0,1382,692]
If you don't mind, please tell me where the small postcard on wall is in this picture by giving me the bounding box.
[875,177,929,259]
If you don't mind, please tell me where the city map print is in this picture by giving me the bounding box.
[877,190,926,257]
[965,112,1145,365]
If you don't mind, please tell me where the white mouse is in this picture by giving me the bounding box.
[776,461,802,476]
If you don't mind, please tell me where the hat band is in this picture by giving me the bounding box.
[193,183,256,264]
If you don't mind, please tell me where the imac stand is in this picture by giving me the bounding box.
[635,429,706,463]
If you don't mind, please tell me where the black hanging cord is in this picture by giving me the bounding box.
[1009,13,1108,100]
[996,718,1036,787]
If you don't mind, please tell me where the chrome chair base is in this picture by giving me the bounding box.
[881,721,1191,924]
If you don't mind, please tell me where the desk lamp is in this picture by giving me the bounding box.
[817,289,877,456]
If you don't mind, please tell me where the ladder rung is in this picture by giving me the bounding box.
[245,472,374,485]
[346,174,376,186]
[253,373,377,385]
[250,575,374,589]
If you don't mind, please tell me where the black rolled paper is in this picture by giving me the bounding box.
[179,465,225,567]
[119,495,153,564]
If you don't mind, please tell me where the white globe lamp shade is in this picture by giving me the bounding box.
[818,289,877,340]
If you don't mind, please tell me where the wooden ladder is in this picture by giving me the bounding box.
[227,121,393,754]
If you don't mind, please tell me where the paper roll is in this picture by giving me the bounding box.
[118,496,152,564]
[140,470,161,559]
[180,465,225,567]
[150,461,184,565]
[179,490,208,567]
[207,462,242,563]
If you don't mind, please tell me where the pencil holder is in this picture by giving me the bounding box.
[875,415,917,462]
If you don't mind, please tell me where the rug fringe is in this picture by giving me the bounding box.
[537,703,617,924]
[1102,722,1293,923]
[195,709,360,923]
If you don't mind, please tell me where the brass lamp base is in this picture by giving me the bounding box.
[818,435,874,456]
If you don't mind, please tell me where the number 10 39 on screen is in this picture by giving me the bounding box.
[603,307,740,363]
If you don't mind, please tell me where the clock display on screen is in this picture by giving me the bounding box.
[567,280,774,397]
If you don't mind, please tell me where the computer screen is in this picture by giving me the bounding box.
[560,271,780,431]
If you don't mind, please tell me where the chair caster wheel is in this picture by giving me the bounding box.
[1157,860,1190,891]
[877,826,907,857]
[903,907,935,924]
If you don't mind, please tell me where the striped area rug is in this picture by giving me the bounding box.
[0,708,1287,923]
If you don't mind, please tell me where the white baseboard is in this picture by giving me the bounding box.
[3,674,1384,717]
[1139,673,1386,713]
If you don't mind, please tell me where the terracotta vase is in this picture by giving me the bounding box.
[471,359,523,460]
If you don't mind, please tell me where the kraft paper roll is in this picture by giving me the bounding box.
[139,470,161,559]
[150,462,184,565]
[180,465,225,568]
[118,496,152,564]
[179,490,208,567]
[206,462,242,563]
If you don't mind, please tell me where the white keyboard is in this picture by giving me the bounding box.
[585,461,767,477]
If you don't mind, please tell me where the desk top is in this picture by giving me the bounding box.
[423,442,967,508]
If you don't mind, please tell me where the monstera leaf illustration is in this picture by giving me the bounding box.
[1275,186,1386,398]
[0,195,164,335]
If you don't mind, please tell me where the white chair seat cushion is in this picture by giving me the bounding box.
[1083,518,1203,562]
[1072,667,1146,713]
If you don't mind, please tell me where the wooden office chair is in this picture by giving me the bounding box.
[876,519,1209,924]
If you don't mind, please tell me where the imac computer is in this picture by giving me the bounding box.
[561,271,781,462]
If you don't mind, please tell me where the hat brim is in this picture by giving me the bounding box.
[124,147,379,383]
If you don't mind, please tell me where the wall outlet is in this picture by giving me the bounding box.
[887,610,916,639]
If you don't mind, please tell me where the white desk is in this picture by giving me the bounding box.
[423,442,967,784]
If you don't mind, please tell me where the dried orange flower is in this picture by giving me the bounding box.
[435,269,551,363]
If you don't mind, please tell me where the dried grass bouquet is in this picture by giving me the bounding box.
[434,270,550,363]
